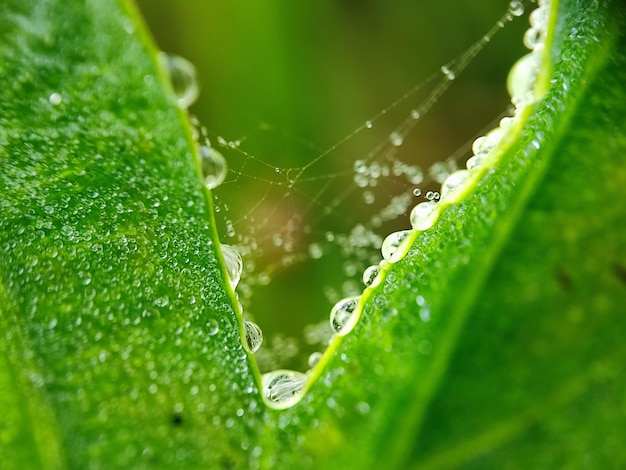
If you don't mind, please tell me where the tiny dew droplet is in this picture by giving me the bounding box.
[410,109,421,119]
[221,244,243,289]
[425,191,436,201]
[262,370,307,410]
[243,320,263,353]
[362,265,381,287]
[200,145,228,190]
[158,52,199,109]
[49,92,62,105]
[413,188,422,197]
[410,201,438,230]
[365,120,373,129]
[381,230,411,261]
[441,65,456,80]
[206,318,219,336]
[329,296,361,336]
[389,131,404,147]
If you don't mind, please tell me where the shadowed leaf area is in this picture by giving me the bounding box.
[1,0,625,469]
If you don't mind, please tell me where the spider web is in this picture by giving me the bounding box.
[141,0,532,371]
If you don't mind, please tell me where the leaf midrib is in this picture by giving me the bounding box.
[378,0,619,467]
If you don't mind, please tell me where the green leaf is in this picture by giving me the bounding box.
[1,0,625,469]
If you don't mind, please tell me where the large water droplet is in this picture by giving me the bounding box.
[507,52,540,108]
[410,201,438,230]
[244,320,263,353]
[262,370,307,410]
[158,52,199,109]
[221,244,243,289]
[381,230,411,261]
[329,296,361,336]
[200,145,228,189]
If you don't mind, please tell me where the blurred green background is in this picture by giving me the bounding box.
[136,0,528,370]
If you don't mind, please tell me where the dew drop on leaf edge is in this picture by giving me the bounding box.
[261,370,307,410]
[200,145,228,190]
[158,52,200,109]
[329,296,361,336]
[243,320,263,353]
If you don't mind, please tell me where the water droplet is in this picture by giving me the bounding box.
[441,65,456,80]
[154,296,169,307]
[200,145,228,189]
[243,320,263,353]
[362,191,375,204]
[472,136,487,155]
[418,340,432,355]
[308,242,323,259]
[466,155,485,170]
[362,265,381,287]
[49,93,62,105]
[441,170,469,198]
[356,401,371,415]
[308,352,323,368]
[499,116,514,130]
[221,244,243,289]
[389,132,404,147]
[410,201,438,230]
[410,109,421,120]
[365,120,373,129]
[158,52,199,109]
[508,0,524,16]
[329,296,361,336]
[405,165,424,185]
[529,5,549,30]
[425,191,438,201]
[429,161,454,184]
[261,370,307,410]
[471,127,504,157]
[206,319,219,336]
[413,188,422,197]
[123,19,135,34]
[507,52,540,108]
[381,230,411,261]
[523,27,543,50]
